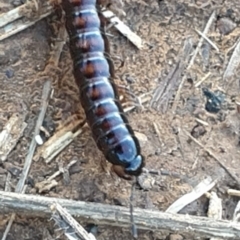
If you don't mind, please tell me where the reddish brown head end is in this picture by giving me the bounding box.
[111,165,133,180]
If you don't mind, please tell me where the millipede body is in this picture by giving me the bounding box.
[61,0,144,178]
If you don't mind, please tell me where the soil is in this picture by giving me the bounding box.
[1,0,240,239]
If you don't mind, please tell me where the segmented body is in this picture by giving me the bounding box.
[61,0,144,178]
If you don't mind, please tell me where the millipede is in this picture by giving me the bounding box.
[61,0,144,179]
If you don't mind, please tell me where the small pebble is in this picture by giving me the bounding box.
[137,173,155,190]
[8,166,22,177]
[217,17,237,35]
[191,125,206,138]
[11,0,26,7]
[0,50,8,65]
[5,68,14,78]
[85,224,98,236]
[169,233,184,240]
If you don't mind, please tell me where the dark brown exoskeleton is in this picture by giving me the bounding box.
[61,0,144,179]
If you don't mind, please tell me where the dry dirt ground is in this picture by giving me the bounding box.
[1,0,240,239]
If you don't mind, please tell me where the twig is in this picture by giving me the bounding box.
[34,120,84,163]
[195,28,219,52]
[223,38,240,79]
[0,0,45,28]
[4,172,12,192]
[206,192,223,240]
[35,160,77,193]
[207,192,222,220]
[228,189,240,222]
[48,160,77,182]
[195,118,209,126]
[16,80,52,192]
[194,72,212,88]
[1,191,240,239]
[228,189,240,197]
[166,176,216,213]
[0,113,27,161]
[35,179,58,193]
[50,203,96,240]
[233,201,240,222]
[0,3,52,41]
[187,11,216,70]
[153,122,163,146]
[101,9,142,49]
[48,26,68,67]
[123,92,151,113]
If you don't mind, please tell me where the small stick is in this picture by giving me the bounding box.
[207,192,223,240]
[142,168,183,179]
[228,189,240,197]
[195,118,209,126]
[187,11,216,70]
[36,160,77,193]
[223,37,240,79]
[48,26,68,67]
[34,120,84,163]
[50,203,96,240]
[194,28,219,52]
[153,122,163,146]
[233,201,240,222]
[4,172,12,192]
[0,113,27,161]
[0,4,52,41]
[0,0,44,28]
[48,160,77,182]
[207,192,222,220]
[101,9,142,49]
[194,72,212,88]
[166,176,216,213]
[16,80,52,193]
[35,179,58,193]
[123,92,151,113]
